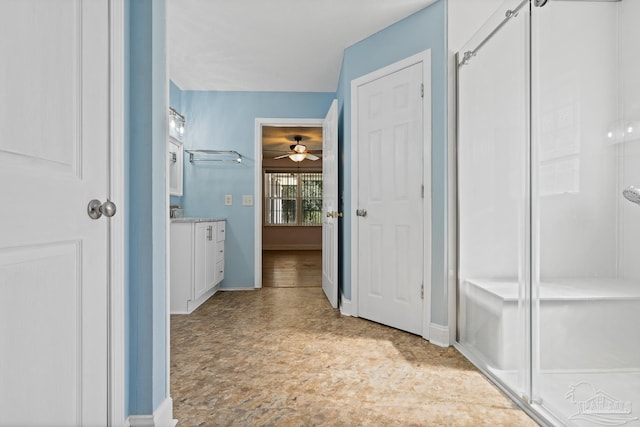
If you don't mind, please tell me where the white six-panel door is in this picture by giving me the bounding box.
[322,100,339,308]
[0,1,110,425]
[355,61,426,336]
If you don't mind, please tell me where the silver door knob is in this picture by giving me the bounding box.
[87,199,117,219]
[356,209,367,217]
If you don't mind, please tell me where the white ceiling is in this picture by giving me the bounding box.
[167,0,437,92]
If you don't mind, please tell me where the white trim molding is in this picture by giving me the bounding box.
[109,0,126,425]
[220,286,257,292]
[339,294,354,317]
[127,398,177,427]
[429,323,450,348]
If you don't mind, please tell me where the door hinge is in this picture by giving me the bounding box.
[420,83,424,98]
[421,283,424,299]
[421,184,424,199]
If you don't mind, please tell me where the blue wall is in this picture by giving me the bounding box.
[170,80,183,111]
[179,91,335,287]
[127,0,168,416]
[336,0,448,325]
[124,2,447,417]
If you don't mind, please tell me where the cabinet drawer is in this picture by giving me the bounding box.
[216,221,226,242]
[215,259,224,284]
[216,244,224,263]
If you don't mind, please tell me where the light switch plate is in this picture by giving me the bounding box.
[225,195,232,206]
[242,195,253,206]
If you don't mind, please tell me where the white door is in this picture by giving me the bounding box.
[322,100,339,308]
[0,2,110,425]
[355,62,425,335]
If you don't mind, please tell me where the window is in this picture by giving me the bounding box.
[264,172,322,226]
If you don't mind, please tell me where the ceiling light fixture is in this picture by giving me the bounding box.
[169,107,186,137]
[288,153,306,162]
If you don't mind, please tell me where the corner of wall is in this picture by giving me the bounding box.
[429,323,450,347]
[127,397,176,427]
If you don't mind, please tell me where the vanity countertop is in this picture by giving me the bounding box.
[171,217,226,223]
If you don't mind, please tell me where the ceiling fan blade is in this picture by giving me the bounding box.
[273,154,290,159]
[305,153,320,161]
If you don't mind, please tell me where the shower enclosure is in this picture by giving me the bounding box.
[456,0,640,425]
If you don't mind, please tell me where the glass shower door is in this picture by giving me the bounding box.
[457,0,531,399]
[531,0,640,423]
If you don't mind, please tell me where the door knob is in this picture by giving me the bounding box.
[87,199,117,219]
[356,209,367,217]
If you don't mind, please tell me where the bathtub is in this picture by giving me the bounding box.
[459,278,640,372]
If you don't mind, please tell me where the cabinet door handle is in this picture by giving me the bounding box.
[207,226,213,240]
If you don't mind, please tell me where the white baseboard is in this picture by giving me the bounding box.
[429,323,450,348]
[339,294,353,317]
[127,397,176,427]
[221,286,256,291]
[126,415,152,427]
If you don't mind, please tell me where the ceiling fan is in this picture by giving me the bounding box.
[273,135,320,162]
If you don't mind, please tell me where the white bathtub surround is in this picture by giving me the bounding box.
[460,278,640,372]
[456,0,640,424]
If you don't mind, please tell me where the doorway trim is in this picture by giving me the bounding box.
[254,118,325,289]
[350,49,432,339]
[108,0,126,424]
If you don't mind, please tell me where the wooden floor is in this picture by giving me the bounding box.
[262,250,322,288]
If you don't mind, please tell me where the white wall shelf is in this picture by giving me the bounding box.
[185,149,242,163]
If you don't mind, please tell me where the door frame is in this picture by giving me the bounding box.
[254,117,325,289]
[108,0,126,424]
[350,50,432,339]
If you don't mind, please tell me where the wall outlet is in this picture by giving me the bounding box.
[225,195,232,206]
[242,195,253,206]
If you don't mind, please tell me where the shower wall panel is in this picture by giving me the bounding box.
[620,0,640,281]
[534,3,619,280]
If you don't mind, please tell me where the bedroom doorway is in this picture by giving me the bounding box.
[255,119,324,290]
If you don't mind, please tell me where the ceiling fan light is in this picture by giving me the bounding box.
[289,153,306,162]
[293,144,306,153]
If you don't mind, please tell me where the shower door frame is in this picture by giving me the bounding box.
[455,0,634,425]
[453,0,554,425]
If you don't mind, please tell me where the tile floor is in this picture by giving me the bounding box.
[171,287,538,426]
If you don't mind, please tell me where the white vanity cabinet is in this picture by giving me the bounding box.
[170,219,226,314]
[215,221,225,284]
